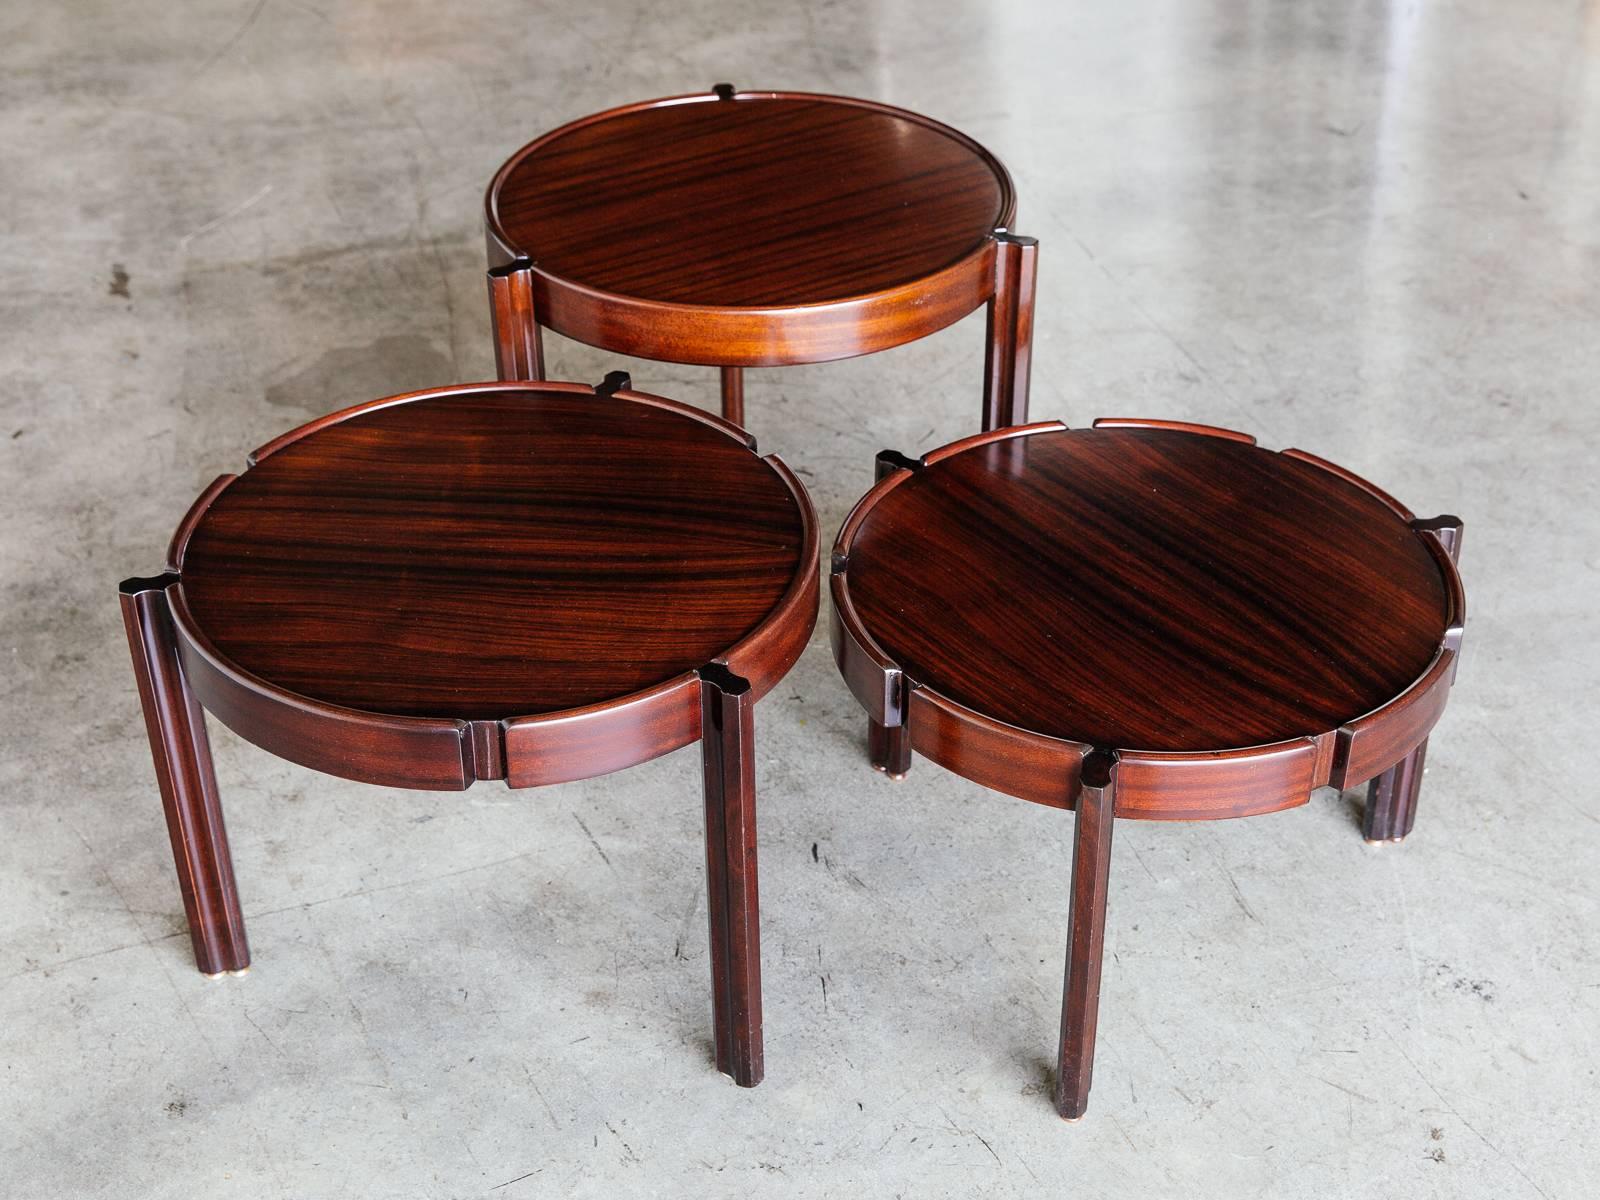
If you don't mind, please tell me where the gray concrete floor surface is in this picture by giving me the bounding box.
[3,0,1598,1196]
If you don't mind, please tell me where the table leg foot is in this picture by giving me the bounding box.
[1363,740,1427,843]
[1054,750,1116,1122]
[699,664,763,1087]
[868,719,911,779]
[120,575,250,978]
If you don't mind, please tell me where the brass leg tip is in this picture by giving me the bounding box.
[886,772,908,782]
[202,970,225,980]
[226,966,251,977]
[1061,1114,1085,1124]
[870,762,887,773]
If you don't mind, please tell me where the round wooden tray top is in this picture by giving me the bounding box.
[487,89,1014,309]
[164,381,818,790]
[831,421,1465,819]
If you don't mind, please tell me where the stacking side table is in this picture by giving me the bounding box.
[484,87,1037,432]
[830,419,1466,1119]
[119,378,818,1087]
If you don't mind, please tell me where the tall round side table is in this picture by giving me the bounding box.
[829,418,1466,1120]
[484,86,1037,432]
[118,377,818,1088]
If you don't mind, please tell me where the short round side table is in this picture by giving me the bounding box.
[829,418,1466,1120]
[484,86,1037,432]
[118,377,819,1088]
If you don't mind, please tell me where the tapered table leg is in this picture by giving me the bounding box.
[1056,750,1116,1120]
[119,574,249,977]
[699,664,763,1086]
[720,367,745,427]
[982,231,1039,431]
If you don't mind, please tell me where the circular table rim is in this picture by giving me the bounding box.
[156,380,821,792]
[828,419,1467,821]
[482,88,1021,367]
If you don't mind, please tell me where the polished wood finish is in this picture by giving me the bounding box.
[842,428,1452,758]
[982,233,1038,430]
[1364,738,1427,843]
[119,575,249,977]
[179,387,805,722]
[484,87,1037,431]
[170,591,477,790]
[700,665,763,1087]
[905,685,1079,804]
[1280,445,1412,519]
[830,420,1466,1118]
[866,718,911,780]
[486,257,544,381]
[1056,750,1115,1121]
[720,366,745,426]
[1089,416,1256,443]
[864,450,914,778]
[121,380,818,1088]
[489,90,1011,306]
[1364,515,1465,842]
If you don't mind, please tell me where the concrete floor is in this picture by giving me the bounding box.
[3,0,1597,1196]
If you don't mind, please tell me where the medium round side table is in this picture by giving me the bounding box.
[829,418,1466,1120]
[118,377,818,1088]
[483,86,1037,432]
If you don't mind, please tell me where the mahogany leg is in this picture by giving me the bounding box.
[486,258,545,381]
[720,367,745,427]
[1055,750,1116,1120]
[868,720,910,779]
[864,449,915,778]
[698,664,763,1087]
[1364,515,1463,845]
[982,231,1039,431]
[1364,741,1427,843]
[119,574,249,977]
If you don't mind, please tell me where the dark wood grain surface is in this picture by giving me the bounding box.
[844,428,1450,751]
[177,389,806,720]
[488,92,1010,307]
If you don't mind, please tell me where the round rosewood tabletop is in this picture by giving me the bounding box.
[835,423,1461,755]
[173,384,813,721]
[486,89,1014,308]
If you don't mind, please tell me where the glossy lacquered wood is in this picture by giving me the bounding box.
[834,424,1463,809]
[178,385,808,726]
[488,88,1011,307]
[484,87,1038,431]
[700,665,763,1086]
[120,576,249,977]
[830,420,1466,1119]
[1056,750,1115,1120]
[1362,518,1465,843]
[120,379,819,1088]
